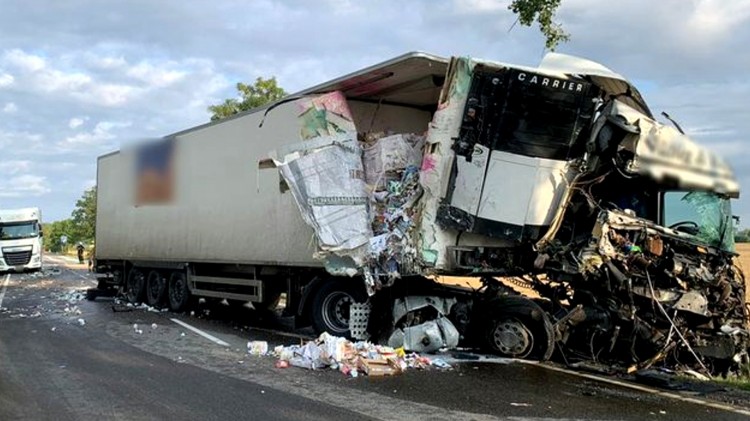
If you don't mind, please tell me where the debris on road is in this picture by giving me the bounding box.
[273,332,452,377]
[247,341,269,356]
[77,318,86,326]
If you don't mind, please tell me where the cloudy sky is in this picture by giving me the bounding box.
[1,0,749,224]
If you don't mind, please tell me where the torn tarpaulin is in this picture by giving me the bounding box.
[271,133,373,266]
[296,91,356,140]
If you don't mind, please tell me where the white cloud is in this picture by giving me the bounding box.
[687,0,750,42]
[0,129,43,150]
[2,102,17,113]
[73,83,138,106]
[453,0,508,12]
[126,61,187,88]
[61,120,132,148]
[0,160,31,175]
[3,49,46,72]
[0,72,13,87]
[88,54,127,70]
[0,174,50,198]
[68,117,85,129]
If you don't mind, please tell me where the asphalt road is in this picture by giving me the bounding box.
[0,255,748,420]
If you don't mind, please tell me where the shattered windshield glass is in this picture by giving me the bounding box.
[663,191,735,251]
[0,222,39,240]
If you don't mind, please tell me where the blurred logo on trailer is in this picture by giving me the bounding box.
[135,137,175,205]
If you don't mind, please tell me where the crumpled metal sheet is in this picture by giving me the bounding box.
[387,296,460,353]
[389,317,460,353]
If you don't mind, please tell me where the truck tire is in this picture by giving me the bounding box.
[310,280,365,338]
[168,271,191,312]
[483,296,554,361]
[146,270,167,308]
[125,269,146,303]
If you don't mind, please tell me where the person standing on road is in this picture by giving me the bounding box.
[76,242,85,264]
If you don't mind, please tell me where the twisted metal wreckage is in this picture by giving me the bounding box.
[271,52,749,377]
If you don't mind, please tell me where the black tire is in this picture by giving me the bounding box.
[125,268,146,303]
[146,270,167,307]
[310,280,366,338]
[168,271,191,312]
[483,296,555,361]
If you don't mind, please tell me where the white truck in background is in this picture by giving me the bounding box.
[0,207,43,272]
[93,52,748,375]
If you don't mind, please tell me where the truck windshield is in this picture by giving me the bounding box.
[0,221,39,240]
[663,191,734,252]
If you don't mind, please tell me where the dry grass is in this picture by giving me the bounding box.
[736,243,750,305]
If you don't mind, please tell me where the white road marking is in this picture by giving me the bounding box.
[170,318,230,347]
[0,273,9,308]
[516,360,750,417]
[43,255,97,284]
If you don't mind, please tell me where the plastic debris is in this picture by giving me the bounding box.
[274,360,289,369]
[274,332,450,377]
[50,327,57,332]
[247,340,269,356]
[77,318,85,326]
[151,323,158,330]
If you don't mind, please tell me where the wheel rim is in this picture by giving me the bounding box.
[127,270,144,302]
[492,319,533,357]
[148,272,164,301]
[171,275,186,305]
[321,291,353,334]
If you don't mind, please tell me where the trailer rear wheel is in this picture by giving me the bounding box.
[125,269,146,303]
[146,270,167,307]
[168,271,191,312]
[311,280,365,338]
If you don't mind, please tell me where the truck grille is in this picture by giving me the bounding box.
[4,250,31,266]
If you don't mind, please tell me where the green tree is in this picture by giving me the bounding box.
[509,0,569,50]
[208,77,287,121]
[44,219,74,253]
[70,186,97,243]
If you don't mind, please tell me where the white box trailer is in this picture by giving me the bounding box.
[95,52,747,369]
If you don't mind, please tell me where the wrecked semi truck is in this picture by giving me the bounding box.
[94,52,748,375]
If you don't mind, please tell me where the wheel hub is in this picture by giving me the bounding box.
[493,319,532,357]
[322,292,352,333]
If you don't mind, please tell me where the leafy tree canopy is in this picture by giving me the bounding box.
[208,77,286,121]
[509,0,569,50]
[71,186,96,242]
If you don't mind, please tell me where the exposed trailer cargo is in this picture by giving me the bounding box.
[95,52,748,374]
